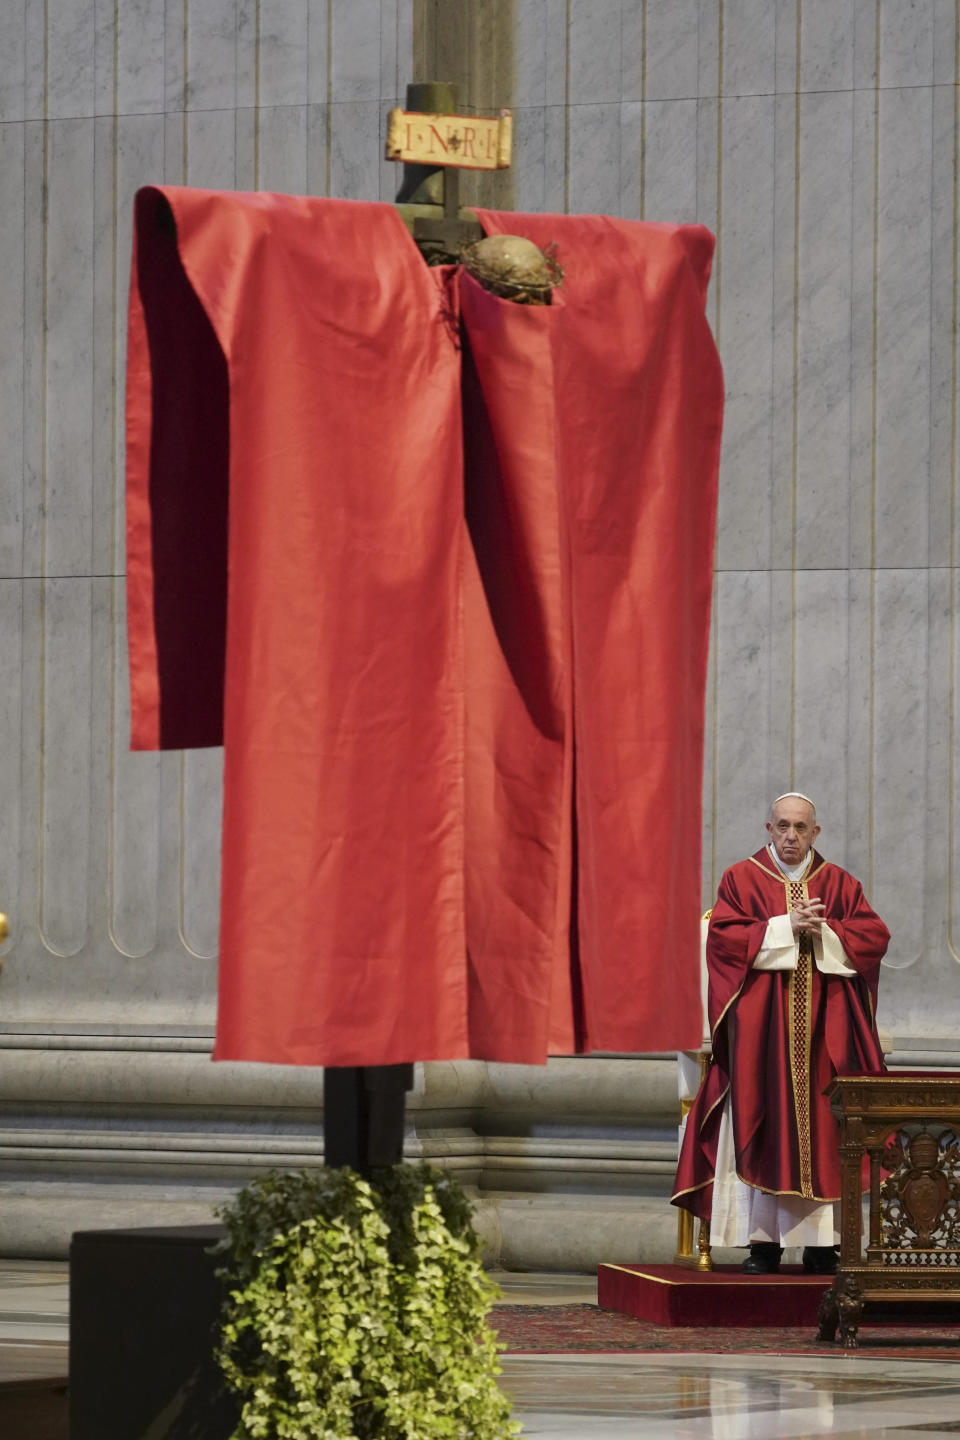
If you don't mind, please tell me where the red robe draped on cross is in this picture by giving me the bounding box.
[126,187,724,1067]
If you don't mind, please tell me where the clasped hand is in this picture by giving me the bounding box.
[790,899,825,933]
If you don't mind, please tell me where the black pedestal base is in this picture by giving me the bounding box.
[69,1224,238,1440]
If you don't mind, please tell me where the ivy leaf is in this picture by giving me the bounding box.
[214,1165,517,1438]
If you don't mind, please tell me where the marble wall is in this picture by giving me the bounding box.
[0,0,418,1038]
[0,0,957,1261]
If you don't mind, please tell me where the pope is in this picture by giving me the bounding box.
[672,792,889,1274]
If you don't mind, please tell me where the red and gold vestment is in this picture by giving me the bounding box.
[672,849,888,1218]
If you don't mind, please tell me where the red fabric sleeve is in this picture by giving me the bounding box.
[818,876,889,1006]
[704,867,771,1042]
[128,187,471,1066]
[126,188,229,749]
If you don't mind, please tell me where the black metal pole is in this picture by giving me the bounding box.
[323,79,487,1178]
[323,1063,414,1175]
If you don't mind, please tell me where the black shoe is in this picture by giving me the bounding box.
[802,1245,839,1275]
[741,1242,783,1274]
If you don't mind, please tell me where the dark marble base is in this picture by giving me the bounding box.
[69,1225,238,1440]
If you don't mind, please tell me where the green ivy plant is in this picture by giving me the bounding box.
[213,1164,521,1439]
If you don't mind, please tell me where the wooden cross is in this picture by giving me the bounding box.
[387,82,513,262]
[324,83,516,1175]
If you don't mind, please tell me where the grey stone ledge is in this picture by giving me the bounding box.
[0,1048,681,1124]
[0,1127,676,1186]
[0,1182,676,1271]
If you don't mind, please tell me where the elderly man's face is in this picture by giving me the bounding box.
[766,798,820,865]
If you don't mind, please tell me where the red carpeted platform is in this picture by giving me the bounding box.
[598,1263,831,1328]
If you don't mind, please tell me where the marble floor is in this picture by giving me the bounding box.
[0,1258,68,1387]
[4,1262,960,1437]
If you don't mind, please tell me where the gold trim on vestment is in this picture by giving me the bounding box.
[747,854,784,882]
[747,849,825,884]
[786,873,815,1199]
[734,1170,839,1204]
[697,1080,730,1133]
[710,986,743,1044]
[802,941,815,1191]
[670,1178,714,1202]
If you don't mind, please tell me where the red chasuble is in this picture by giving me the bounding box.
[126,187,723,1066]
[672,850,889,1218]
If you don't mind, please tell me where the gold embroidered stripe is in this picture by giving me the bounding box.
[786,877,815,1198]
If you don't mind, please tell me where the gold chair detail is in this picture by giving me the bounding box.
[674,909,713,1270]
